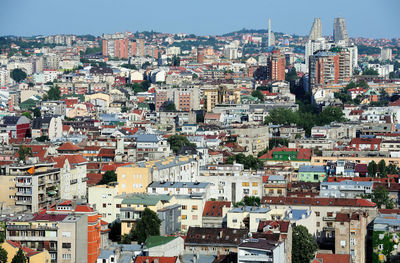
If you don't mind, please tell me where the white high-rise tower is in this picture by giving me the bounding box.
[309,18,322,40]
[268,18,272,47]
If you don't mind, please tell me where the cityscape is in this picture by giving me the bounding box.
[0,1,400,263]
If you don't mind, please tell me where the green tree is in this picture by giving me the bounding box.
[292,225,318,263]
[317,106,346,125]
[10,69,27,83]
[0,247,7,263]
[378,160,387,178]
[368,161,377,177]
[43,86,61,101]
[98,171,117,185]
[21,112,32,120]
[235,196,260,207]
[285,68,299,82]
[18,146,32,162]
[164,103,176,112]
[386,163,398,175]
[363,68,379,76]
[251,90,264,102]
[32,107,41,118]
[172,55,180,66]
[370,186,395,209]
[120,234,132,244]
[167,135,196,154]
[121,64,137,70]
[108,220,121,242]
[131,208,161,244]
[226,153,264,170]
[11,248,26,263]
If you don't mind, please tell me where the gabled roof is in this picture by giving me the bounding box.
[53,154,87,168]
[186,227,247,246]
[6,240,41,257]
[202,201,231,217]
[257,220,290,233]
[57,141,81,151]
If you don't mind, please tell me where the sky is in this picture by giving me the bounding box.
[1,0,399,38]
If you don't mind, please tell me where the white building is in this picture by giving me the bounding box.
[238,239,285,263]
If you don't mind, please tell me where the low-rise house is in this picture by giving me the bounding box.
[119,194,180,236]
[185,227,247,255]
[298,165,327,182]
[202,200,231,228]
[238,238,285,263]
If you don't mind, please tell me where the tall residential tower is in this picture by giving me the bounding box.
[333,18,349,44]
[309,18,322,40]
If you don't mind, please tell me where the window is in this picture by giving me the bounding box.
[182,205,187,210]
[62,243,71,249]
[232,219,237,223]
[316,222,320,227]
[242,182,249,187]
[350,238,355,246]
[182,215,187,220]
[252,190,258,195]
[192,215,198,220]
[62,232,71,237]
[243,189,249,194]
[315,212,320,217]
[327,212,333,217]
[103,203,106,208]
[252,182,258,187]
[116,204,121,208]
[192,205,198,210]
[62,254,71,260]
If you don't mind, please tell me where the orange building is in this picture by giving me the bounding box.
[268,49,286,81]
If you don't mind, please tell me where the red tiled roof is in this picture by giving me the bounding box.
[87,173,103,185]
[350,138,381,145]
[98,148,115,157]
[74,205,94,212]
[202,201,231,217]
[32,214,68,222]
[57,141,81,151]
[6,240,40,257]
[314,253,351,263]
[257,220,290,233]
[53,154,87,168]
[379,209,400,215]
[101,162,132,172]
[335,213,350,222]
[134,256,177,263]
[261,196,376,207]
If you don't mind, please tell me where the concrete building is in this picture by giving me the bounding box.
[230,126,269,156]
[88,183,120,223]
[333,211,368,263]
[309,18,322,40]
[380,47,392,61]
[320,180,373,198]
[333,18,349,44]
[0,162,61,213]
[238,239,285,263]
[147,181,210,199]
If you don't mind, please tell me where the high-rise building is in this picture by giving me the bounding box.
[333,18,349,44]
[267,50,286,81]
[309,50,339,87]
[380,47,392,61]
[309,18,322,40]
[267,18,275,47]
[102,38,137,59]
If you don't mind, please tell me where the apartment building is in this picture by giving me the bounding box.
[0,162,61,213]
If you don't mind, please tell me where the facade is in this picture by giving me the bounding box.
[298,165,327,182]
[320,180,373,198]
[267,50,285,82]
[0,162,60,213]
[238,239,285,263]
[119,194,180,235]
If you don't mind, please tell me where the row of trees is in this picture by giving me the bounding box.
[126,80,151,94]
[368,160,398,178]
[264,106,346,136]
[0,247,27,263]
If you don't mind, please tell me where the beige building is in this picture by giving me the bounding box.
[176,195,205,232]
[88,183,120,223]
[1,240,51,263]
[333,211,368,263]
[231,126,269,156]
[0,162,61,213]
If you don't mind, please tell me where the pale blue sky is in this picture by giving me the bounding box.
[1,0,399,38]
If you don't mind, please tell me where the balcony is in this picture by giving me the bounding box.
[70,179,78,185]
[15,191,32,196]
[323,216,336,221]
[15,200,32,205]
[15,182,32,187]
[323,226,335,231]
